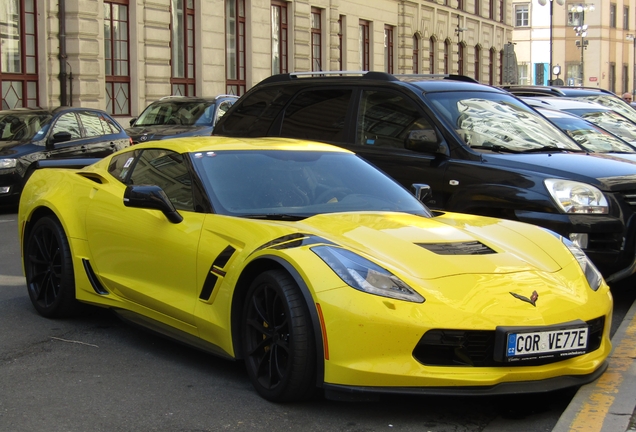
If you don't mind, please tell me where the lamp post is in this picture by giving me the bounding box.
[571,4,594,87]
[628,34,636,97]
[538,0,565,84]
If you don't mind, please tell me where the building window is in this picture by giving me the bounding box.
[475,0,480,15]
[489,49,495,85]
[475,46,481,81]
[384,25,394,74]
[624,6,629,30]
[311,8,322,71]
[500,0,505,23]
[499,50,503,84]
[338,15,344,70]
[104,0,130,116]
[1,0,38,109]
[610,3,616,28]
[444,40,450,74]
[413,35,419,74]
[534,63,546,85]
[171,0,195,96]
[518,64,528,84]
[458,0,463,11]
[226,0,246,95]
[429,37,436,73]
[271,1,288,75]
[359,20,370,71]
[515,4,529,27]
[566,63,581,85]
[568,10,584,26]
[623,64,629,93]
[458,43,464,75]
[489,0,495,20]
[609,62,616,93]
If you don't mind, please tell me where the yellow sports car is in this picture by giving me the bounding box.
[18,137,612,402]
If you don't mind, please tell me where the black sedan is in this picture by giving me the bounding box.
[0,106,131,206]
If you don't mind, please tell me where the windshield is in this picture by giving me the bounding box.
[192,150,430,218]
[576,95,636,123]
[566,109,636,144]
[548,115,636,153]
[0,112,52,141]
[426,92,582,152]
[134,100,216,127]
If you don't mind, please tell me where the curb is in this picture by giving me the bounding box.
[552,296,636,432]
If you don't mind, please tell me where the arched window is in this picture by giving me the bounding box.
[429,37,436,73]
[413,35,419,74]
[475,46,481,81]
[489,48,495,85]
[444,40,450,74]
[458,43,464,75]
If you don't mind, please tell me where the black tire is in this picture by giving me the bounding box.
[24,216,81,318]
[242,270,316,402]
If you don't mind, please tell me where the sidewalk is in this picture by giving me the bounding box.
[552,296,636,432]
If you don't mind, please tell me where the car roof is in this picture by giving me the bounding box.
[255,71,507,94]
[126,136,353,154]
[502,85,616,98]
[0,106,111,115]
[522,97,609,110]
[152,95,239,104]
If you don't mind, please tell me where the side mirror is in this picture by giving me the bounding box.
[129,118,137,127]
[405,130,449,156]
[411,183,432,203]
[50,131,72,145]
[123,185,183,224]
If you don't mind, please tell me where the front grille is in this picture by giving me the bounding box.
[412,317,605,367]
[620,190,636,207]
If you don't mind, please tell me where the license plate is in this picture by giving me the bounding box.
[506,326,588,360]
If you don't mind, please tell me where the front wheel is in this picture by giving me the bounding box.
[242,270,316,402]
[24,216,82,318]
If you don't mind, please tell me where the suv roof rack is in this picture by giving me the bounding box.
[260,71,478,85]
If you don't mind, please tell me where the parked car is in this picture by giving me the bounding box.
[214,71,636,283]
[0,106,131,206]
[502,85,636,125]
[126,95,238,144]
[18,136,611,402]
[535,107,636,161]
[522,97,636,145]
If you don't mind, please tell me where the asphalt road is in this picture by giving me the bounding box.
[1,208,634,432]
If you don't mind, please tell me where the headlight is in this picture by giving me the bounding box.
[544,179,608,214]
[0,158,17,169]
[312,246,425,303]
[545,230,603,291]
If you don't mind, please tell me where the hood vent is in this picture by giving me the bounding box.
[417,241,496,255]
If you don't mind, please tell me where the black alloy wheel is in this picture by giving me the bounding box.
[24,216,81,318]
[242,270,316,402]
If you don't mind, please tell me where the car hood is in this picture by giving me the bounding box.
[125,125,212,141]
[484,152,636,191]
[289,211,570,281]
[0,140,41,158]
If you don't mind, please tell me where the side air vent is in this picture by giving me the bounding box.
[78,173,104,184]
[82,259,109,294]
[417,241,495,255]
[620,190,636,207]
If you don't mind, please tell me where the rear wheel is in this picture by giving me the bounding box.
[242,270,316,402]
[24,216,81,318]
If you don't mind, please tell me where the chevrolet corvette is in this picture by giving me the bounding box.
[18,137,612,402]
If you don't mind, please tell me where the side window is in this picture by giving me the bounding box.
[356,90,434,149]
[51,113,82,139]
[129,149,195,211]
[108,150,140,183]
[79,111,106,137]
[100,115,122,134]
[280,89,352,142]
[216,87,289,136]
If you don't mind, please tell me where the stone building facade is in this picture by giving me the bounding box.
[1,0,513,122]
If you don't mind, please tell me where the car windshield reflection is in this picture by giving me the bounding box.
[427,92,583,153]
[134,101,216,127]
[192,150,431,219]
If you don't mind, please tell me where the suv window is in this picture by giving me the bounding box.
[356,90,435,149]
[217,87,286,136]
[280,89,351,142]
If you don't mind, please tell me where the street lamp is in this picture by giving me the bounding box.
[538,0,565,84]
[628,34,636,96]
[571,4,594,86]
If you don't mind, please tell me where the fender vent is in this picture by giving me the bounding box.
[416,241,495,255]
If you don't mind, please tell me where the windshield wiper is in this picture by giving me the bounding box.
[518,146,584,154]
[242,213,308,221]
[469,145,520,154]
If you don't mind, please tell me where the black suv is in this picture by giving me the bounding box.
[0,106,130,206]
[126,95,238,144]
[215,72,636,283]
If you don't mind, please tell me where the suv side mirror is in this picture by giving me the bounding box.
[411,183,432,203]
[50,131,72,145]
[123,185,183,224]
[129,118,137,127]
[405,130,448,156]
